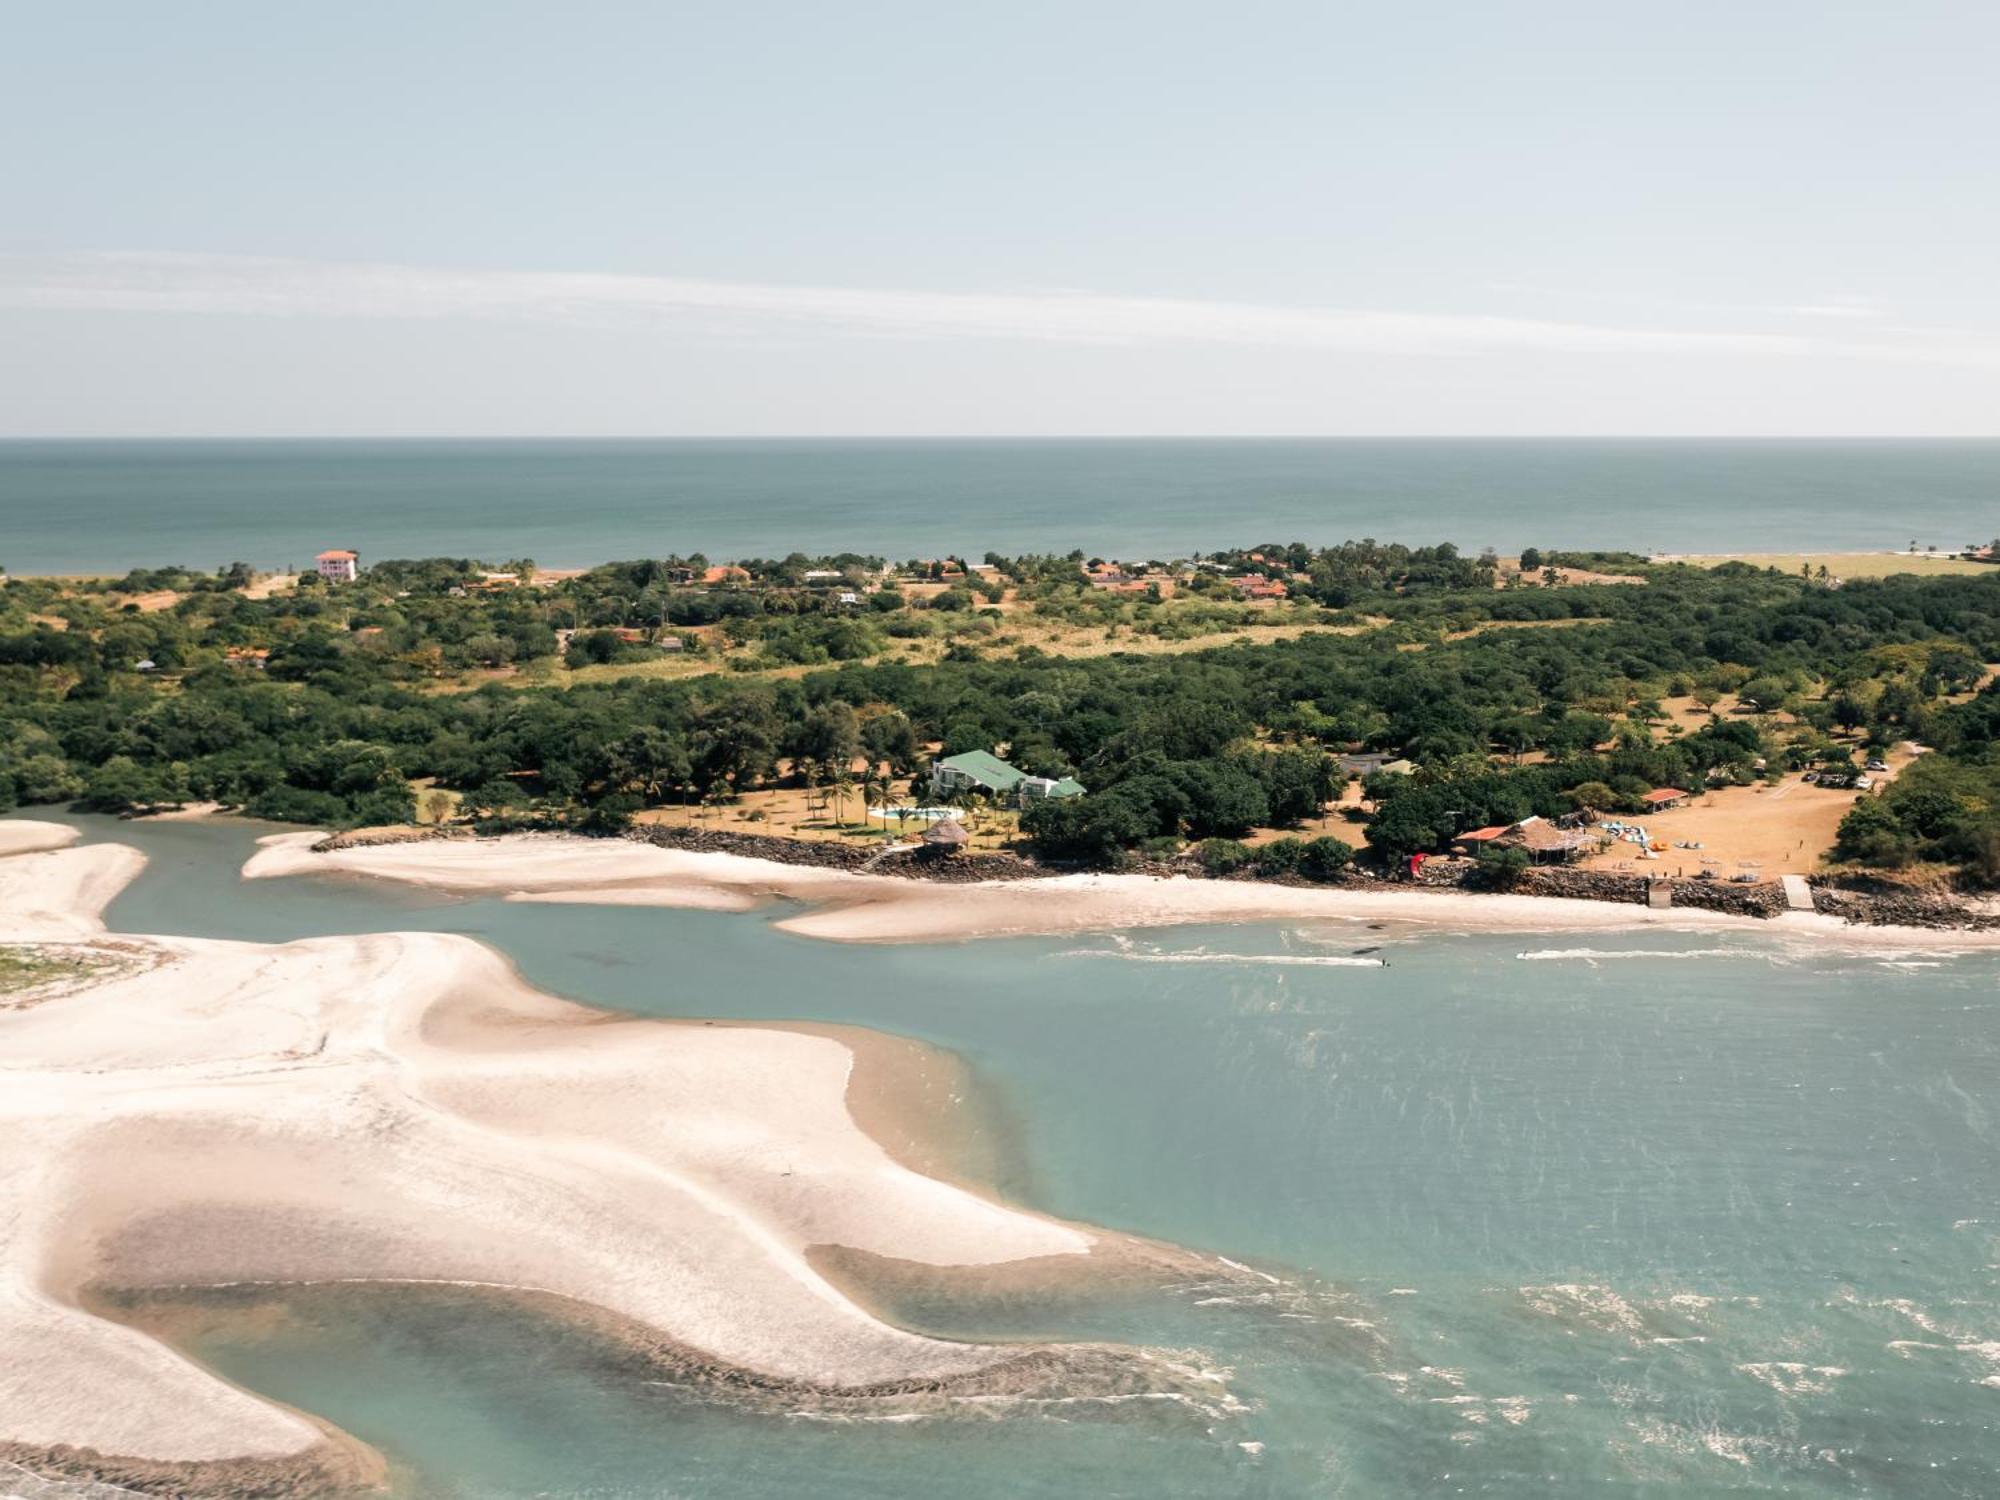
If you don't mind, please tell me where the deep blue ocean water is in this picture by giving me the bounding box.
[4,438,1998,572]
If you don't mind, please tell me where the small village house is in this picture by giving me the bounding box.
[1231,575,1288,601]
[1338,752,1398,777]
[315,549,360,584]
[1340,754,1415,780]
[1019,773,1087,801]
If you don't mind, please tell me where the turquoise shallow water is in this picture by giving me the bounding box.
[29,815,2000,1495]
[4,438,1999,573]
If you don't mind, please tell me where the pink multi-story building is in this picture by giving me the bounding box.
[315,549,359,583]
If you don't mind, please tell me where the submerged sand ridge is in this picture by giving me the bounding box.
[0,829,1222,1495]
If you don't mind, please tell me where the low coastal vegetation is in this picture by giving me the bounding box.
[0,943,112,1001]
[6,543,2000,884]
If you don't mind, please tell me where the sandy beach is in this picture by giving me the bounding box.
[0,819,81,859]
[245,829,2000,953]
[1,829,1217,1495]
[0,826,148,942]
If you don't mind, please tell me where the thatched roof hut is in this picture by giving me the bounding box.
[1500,815,1596,864]
[921,818,971,849]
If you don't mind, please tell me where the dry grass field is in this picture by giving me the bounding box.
[1659,552,1992,580]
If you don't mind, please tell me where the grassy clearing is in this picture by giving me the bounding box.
[635,783,1025,851]
[429,608,1365,694]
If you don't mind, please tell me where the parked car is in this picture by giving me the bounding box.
[1864,758,1889,772]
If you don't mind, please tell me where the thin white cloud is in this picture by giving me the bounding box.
[0,251,1995,369]
[0,250,1806,357]
[1782,300,1883,321]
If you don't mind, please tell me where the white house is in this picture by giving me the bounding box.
[316,549,360,583]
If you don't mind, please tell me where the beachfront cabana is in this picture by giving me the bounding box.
[1640,787,1689,812]
[921,819,970,851]
[1499,816,1596,865]
[1452,825,1512,855]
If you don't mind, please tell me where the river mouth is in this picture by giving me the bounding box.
[11,811,2000,1497]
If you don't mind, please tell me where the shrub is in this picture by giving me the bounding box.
[1253,837,1307,876]
[1196,838,1251,875]
[1298,836,1356,881]
[580,792,642,835]
[1473,844,1531,888]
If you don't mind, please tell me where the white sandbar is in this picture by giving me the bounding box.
[1,837,1103,1479]
[245,830,2000,952]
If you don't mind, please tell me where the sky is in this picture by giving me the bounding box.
[3,1,1997,437]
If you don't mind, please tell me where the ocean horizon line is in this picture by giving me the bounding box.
[6,433,2000,446]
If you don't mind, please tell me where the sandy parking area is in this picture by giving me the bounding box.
[1580,745,1916,877]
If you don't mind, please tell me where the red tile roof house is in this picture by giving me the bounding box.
[1452,825,1513,855]
[1640,788,1690,811]
[315,549,359,584]
[1231,576,1289,601]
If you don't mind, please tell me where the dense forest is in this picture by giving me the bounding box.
[6,544,2000,881]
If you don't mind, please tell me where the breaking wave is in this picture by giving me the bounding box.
[1516,946,1761,964]
[1067,935,1383,968]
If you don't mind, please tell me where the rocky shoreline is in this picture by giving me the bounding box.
[1806,877,2000,932]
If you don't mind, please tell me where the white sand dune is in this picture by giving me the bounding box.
[1,837,1149,1491]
